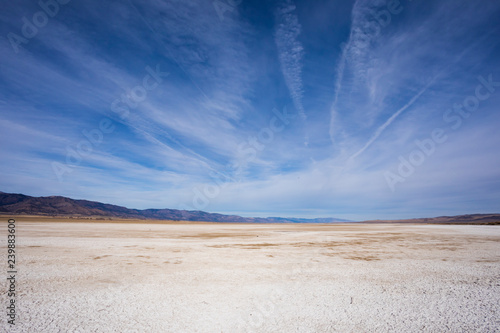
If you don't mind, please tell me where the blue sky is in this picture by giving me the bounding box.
[1,0,499,220]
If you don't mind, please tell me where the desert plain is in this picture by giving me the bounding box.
[1,218,499,332]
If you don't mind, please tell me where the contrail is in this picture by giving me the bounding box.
[349,79,435,161]
[329,0,363,145]
[275,0,306,121]
[348,32,486,161]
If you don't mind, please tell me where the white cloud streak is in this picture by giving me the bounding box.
[349,78,435,160]
[275,0,307,122]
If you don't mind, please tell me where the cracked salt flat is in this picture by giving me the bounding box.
[1,221,499,332]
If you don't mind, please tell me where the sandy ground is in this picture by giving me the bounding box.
[1,221,499,332]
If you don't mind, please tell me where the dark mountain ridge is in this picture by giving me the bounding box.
[0,191,349,223]
[1,192,498,224]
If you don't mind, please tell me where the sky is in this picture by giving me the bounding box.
[1,0,499,221]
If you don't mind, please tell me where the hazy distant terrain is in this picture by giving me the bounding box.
[2,219,499,332]
[1,192,499,224]
[361,214,500,225]
[0,191,348,223]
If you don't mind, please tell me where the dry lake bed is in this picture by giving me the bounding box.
[1,220,499,332]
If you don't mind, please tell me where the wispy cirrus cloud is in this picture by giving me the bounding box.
[274,0,308,145]
[1,0,499,220]
[329,0,500,157]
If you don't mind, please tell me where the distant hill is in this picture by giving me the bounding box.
[1,191,498,224]
[360,214,500,225]
[0,191,349,223]
[265,217,351,223]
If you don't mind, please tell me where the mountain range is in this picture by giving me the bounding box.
[1,191,499,224]
[0,191,349,223]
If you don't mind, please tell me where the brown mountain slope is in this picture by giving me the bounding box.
[360,214,500,224]
[0,192,348,223]
[0,192,498,224]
